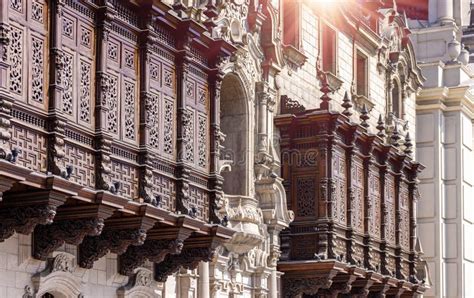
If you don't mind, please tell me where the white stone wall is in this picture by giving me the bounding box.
[416,105,474,297]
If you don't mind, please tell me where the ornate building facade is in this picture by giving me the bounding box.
[402,0,474,297]
[0,0,429,297]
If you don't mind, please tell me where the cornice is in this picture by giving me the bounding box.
[416,86,474,118]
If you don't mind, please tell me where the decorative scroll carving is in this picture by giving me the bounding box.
[385,174,396,245]
[79,228,147,269]
[146,93,159,149]
[104,74,119,134]
[80,27,92,48]
[352,159,364,233]
[62,17,74,39]
[0,205,56,242]
[79,61,92,123]
[183,109,194,162]
[9,26,23,95]
[119,239,184,276]
[154,247,216,282]
[296,177,316,217]
[281,95,305,114]
[197,115,207,168]
[163,99,174,154]
[368,168,381,238]
[33,218,105,260]
[31,1,44,23]
[124,81,136,140]
[31,36,44,103]
[10,0,23,12]
[62,52,74,116]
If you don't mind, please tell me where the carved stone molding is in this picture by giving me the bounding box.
[33,218,105,260]
[79,228,147,269]
[117,268,155,298]
[32,252,83,297]
[119,238,184,276]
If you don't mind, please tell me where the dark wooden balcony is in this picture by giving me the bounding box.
[0,0,234,280]
[275,90,427,297]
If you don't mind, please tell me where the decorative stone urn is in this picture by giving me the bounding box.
[458,45,469,65]
[448,35,461,61]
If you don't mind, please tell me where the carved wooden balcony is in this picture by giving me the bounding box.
[0,0,235,281]
[275,98,427,297]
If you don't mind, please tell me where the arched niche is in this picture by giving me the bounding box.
[220,73,251,196]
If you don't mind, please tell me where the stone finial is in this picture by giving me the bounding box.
[376,114,386,139]
[360,104,370,129]
[404,132,413,155]
[390,123,401,147]
[319,73,332,110]
[341,91,353,117]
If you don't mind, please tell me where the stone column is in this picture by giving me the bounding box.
[269,269,278,298]
[199,262,210,298]
[437,0,454,25]
[256,83,269,153]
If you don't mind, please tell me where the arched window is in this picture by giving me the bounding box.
[220,74,249,196]
[391,80,402,118]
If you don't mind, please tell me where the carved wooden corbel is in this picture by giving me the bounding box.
[154,246,216,282]
[79,228,146,269]
[33,204,114,260]
[119,238,184,276]
[282,277,333,297]
[34,217,105,260]
[0,188,69,242]
[79,215,155,269]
